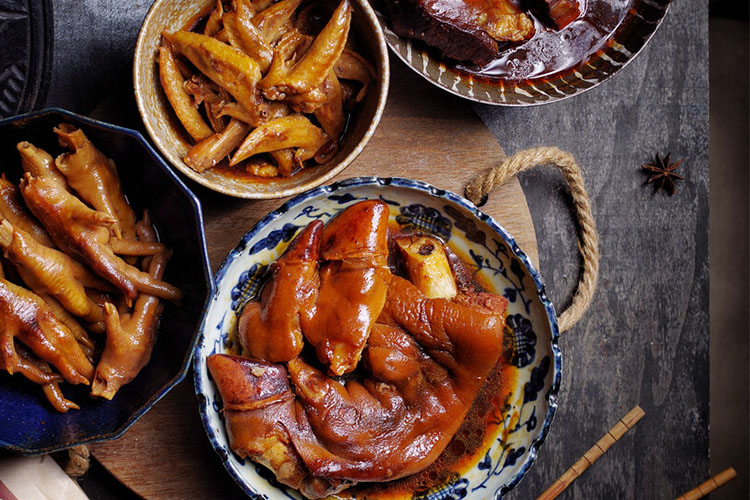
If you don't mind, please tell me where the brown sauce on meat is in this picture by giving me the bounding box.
[342,229,517,499]
[455,0,631,81]
[346,357,516,499]
[231,225,518,497]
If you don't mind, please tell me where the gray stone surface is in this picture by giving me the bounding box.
[474,1,710,497]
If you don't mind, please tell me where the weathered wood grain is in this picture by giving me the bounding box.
[473,1,710,498]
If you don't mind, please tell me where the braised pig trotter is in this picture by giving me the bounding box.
[302,200,390,375]
[207,354,348,498]
[239,220,322,362]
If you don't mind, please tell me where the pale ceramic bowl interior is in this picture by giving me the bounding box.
[194,178,561,499]
[134,0,389,198]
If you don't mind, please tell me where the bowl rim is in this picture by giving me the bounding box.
[374,0,672,106]
[0,107,215,455]
[133,0,391,199]
[193,175,562,499]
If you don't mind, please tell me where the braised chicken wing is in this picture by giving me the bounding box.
[302,200,390,375]
[238,220,322,362]
[163,30,268,125]
[261,0,352,100]
[159,44,215,142]
[0,278,93,385]
[20,174,180,302]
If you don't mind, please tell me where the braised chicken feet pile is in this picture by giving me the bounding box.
[209,200,508,498]
[0,126,179,411]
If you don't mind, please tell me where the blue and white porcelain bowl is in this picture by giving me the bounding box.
[194,177,561,499]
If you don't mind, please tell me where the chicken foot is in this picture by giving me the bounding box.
[0,278,94,385]
[92,214,169,399]
[20,174,181,302]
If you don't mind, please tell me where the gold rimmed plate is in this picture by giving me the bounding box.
[372,0,671,106]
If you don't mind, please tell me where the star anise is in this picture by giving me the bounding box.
[641,152,685,195]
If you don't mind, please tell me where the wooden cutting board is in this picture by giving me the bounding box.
[90,62,539,499]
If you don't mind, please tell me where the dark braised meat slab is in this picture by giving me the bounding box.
[384,0,535,65]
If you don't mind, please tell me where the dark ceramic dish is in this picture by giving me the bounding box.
[0,0,53,118]
[0,108,213,454]
[373,0,671,105]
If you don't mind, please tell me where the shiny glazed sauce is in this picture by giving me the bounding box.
[177,3,358,182]
[456,0,632,81]
[346,355,517,499]
[341,236,519,499]
[229,225,519,498]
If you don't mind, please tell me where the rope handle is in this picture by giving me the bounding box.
[64,444,90,478]
[465,146,599,332]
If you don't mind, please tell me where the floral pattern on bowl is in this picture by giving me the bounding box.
[193,177,561,499]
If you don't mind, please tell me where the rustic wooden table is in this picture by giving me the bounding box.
[40,0,709,498]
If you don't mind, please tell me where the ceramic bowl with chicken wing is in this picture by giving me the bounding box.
[194,177,561,499]
[134,0,389,198]
[0,108,212,454]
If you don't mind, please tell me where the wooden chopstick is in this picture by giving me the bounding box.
[536,405,646,500]
[674,468,737,500]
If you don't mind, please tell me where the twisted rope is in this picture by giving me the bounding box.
[64,445,90,478]
[465,146,599,332]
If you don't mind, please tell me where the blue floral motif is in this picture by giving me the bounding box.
[329,192,400,206]
[510,258,526,283]
[494,239,509,258]
[444,205,486,246]
[471,444,529,493]
[212,391,222,413]
[524,356,550,404]
[477,450,492,471]
[396,203,452,241]
[295,205,333,221]
[416,477,470,500]
[329,193,358,204]
[464,240,531,315]
[506,314,536,368]
[248,223,300,255]
[503,447,526,468]
[230,262,269,312]
[519,406,538,433]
